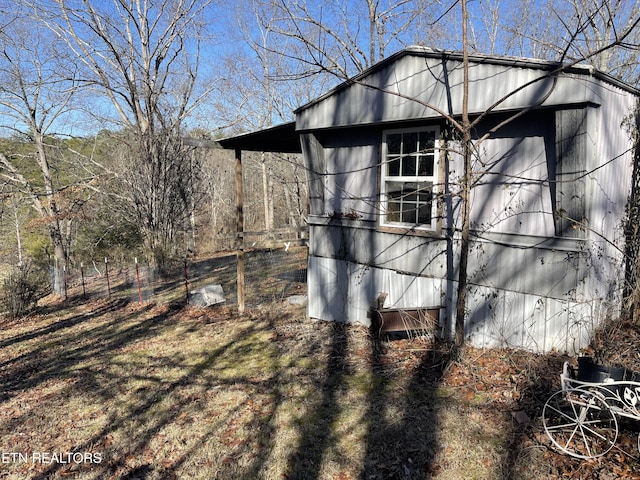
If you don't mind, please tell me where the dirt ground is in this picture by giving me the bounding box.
[1,266,640,478]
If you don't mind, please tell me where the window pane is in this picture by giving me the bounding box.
[387,182,403,198]
[404,191,418,202]
[387,134,401,155]
[402,155,417,176]
[419,131,435,152]
[386,182,402,223]
[418,203,432,225]
[387,200,401,222]
[417,182,433,199]
[403,132,418,154]
[417,182,433,224]
[418,157,434,176]
[388,157,400,176]
[403,203,418,224]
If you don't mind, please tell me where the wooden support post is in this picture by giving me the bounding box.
[235,148,245,313]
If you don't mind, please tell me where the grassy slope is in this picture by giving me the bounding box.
[1,290,640,479]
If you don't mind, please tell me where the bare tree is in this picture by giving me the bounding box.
[0,11,80,279]
[36,0,213,272]
[465,0,640,82]
[248,0,440,81]
[559,0,640,81]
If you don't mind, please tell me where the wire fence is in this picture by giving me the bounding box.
[50,246,308,308]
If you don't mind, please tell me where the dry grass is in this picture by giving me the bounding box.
[1,269,640,479]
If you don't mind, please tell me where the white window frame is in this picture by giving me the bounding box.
[380,126,440,230]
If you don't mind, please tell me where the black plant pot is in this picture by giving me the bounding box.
[577,356,626,395]
[577,357,626,382]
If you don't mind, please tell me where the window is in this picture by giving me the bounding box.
[381,127,439,229]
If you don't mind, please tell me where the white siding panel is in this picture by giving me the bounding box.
[469,239,584,300]
[309,255,604,353]
[308,257,447,327]
[381,270,445,309]
[584,83,635,310]
[464,285,597,353]
[307,256,376,325]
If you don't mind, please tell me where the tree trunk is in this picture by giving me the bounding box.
[12,202,23,266]
[35,132,69,282]
[455,0,472,346]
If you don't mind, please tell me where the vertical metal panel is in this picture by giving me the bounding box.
[300,133,326,216]
[463,284,593,353]
[555,108,587,236]
[583,84,635,311]
[297,52,605,131]
[471,135,555,237]
[307,256,376,325]
[307,256,446,327]
[324,142,379,220]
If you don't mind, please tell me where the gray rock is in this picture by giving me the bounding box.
[287,295,308,306]
[191,284,225,307]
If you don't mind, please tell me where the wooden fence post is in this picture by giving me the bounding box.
[105,257,111,299]
[80,262,86,298]
[135,258,143,304]
[184,257,190,305]
[63,265,68,300]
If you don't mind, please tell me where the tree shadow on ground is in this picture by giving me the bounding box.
[358,336,453,480]
[283,321,456,480]
[3,289,626,479]
[0,298,282,480]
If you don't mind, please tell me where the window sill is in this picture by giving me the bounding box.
[377,224,443,237]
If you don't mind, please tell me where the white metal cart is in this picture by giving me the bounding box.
[543,359,640,459]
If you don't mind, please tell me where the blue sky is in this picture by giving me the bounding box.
[1,0,639,137]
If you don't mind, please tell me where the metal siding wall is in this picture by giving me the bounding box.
[307,256,446,327]
[324,142,379,221]
[555,108,588,236]
[309,222,451,280]
[300,133,326,216]
[464,285,594,353]
[468,239,585,300]
[307,256,376,324]
[583,84,635,310]
[471,136,555,236]
[307,252,598,353]
[301,53,638,353]
[297,55,604,131]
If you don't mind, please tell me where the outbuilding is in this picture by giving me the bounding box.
[221,46,640,352]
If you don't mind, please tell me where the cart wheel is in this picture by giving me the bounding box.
[543,388,618,459]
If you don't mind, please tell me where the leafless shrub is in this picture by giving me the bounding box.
[0,262,48,319]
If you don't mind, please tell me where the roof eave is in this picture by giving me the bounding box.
[216,121,301,153]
